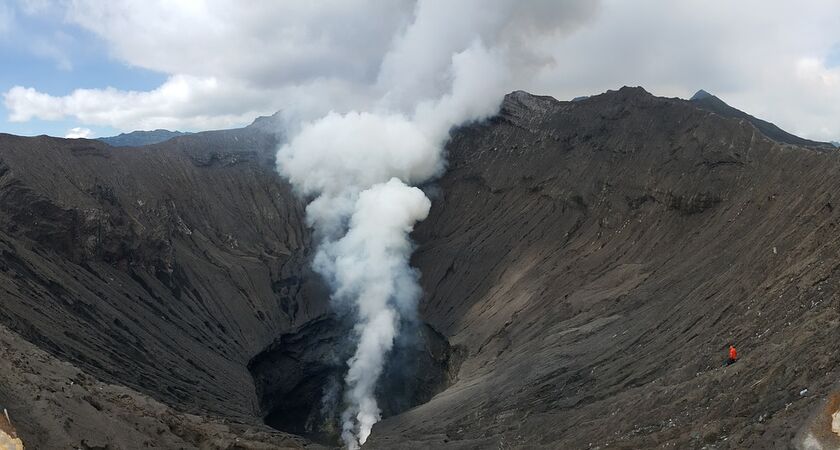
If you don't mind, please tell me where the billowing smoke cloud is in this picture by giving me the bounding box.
[277,45,505,447]
[276,1,598,447]
[327,178,430,446]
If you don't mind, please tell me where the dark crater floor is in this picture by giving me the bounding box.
[247,316,463,445]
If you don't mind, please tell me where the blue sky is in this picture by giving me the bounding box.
[0,3,166,137]
[1,0,839,142]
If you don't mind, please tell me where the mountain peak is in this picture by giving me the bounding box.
[246,111,284,134]
[616,85,650,95]
[501,90,561,118]
[688,89,832,148]
[690,89,714,101]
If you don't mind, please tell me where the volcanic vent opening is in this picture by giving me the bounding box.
[248,316,463,445]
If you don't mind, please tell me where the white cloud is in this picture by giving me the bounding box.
[6,75,276,130]
[1,0,595,131]
[2,1,420,130]
[4,0,840,140]
[64,126,92,138]
[63,0,414,88]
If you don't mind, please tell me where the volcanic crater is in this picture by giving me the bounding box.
[0,87,839,448]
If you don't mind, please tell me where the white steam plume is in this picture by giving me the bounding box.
[276,1,597,447]
[329,178,430,446]
[278,43,505,448]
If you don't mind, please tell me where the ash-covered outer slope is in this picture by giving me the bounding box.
[0,87,838,448]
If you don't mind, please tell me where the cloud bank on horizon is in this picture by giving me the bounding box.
[63,126,91,138]
[0,0,839,141]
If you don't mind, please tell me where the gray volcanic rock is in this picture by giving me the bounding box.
[1,87,840,449]
[689,88,714,100]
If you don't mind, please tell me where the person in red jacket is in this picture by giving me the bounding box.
[727,344,738,365]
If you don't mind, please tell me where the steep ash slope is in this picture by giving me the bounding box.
[369,88,840,449]
[0,125,329,448]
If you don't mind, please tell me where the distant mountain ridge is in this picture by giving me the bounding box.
[689,89,833,149]
[98,129,191,147]
[98,113,285,148]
